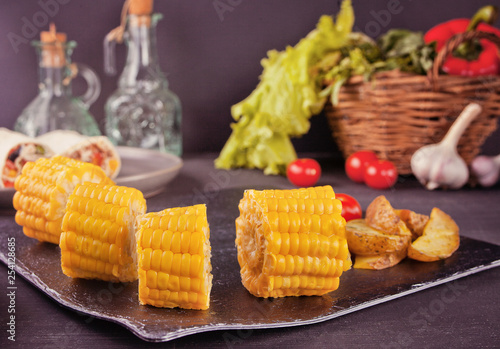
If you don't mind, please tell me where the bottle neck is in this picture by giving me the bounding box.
[33,41,75,96]
[119,14,166,89]
[38,67,72,96]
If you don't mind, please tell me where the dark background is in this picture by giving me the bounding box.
[1,0,499,156]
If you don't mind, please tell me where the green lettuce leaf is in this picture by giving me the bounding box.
[215,0,354,175]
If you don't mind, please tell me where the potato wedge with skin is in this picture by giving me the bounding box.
[407,208,459,262]
[346,219,411,255]
[353,247,408,270]
[395,209,429,240]
[365,196,410,237]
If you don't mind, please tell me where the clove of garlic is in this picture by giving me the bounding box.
[410,103,482,190]
[471,154,500,187]
[412,143,469,190]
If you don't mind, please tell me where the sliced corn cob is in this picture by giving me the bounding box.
[60,182,146,282]
[235,185,350,298]
[13,156,113,244]
[136,204,212,310]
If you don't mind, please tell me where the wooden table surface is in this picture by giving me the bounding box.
[1,153,499,348]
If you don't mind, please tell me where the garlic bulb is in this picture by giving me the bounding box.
[471,154,500,187]
[411,103,482,190]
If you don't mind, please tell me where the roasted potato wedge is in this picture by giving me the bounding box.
[346,219,411,255]
[395,209,429,239]
[365,196,410,237]
[353,247,408,270]
[407,208,459,262]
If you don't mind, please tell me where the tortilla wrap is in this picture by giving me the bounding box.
[0,128,54,188]
[37,130,121,179]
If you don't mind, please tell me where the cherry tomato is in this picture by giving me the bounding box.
[286,158,321,187]
[336,193,362,222]
[345,151,378,183]
[364,160,398,189]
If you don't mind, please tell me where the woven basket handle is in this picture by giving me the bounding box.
[428,30,500,83]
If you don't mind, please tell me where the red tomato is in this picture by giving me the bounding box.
[286,158,321,187]
[336,193,362,222]
[364,160,398,189]
[345,151,378,183]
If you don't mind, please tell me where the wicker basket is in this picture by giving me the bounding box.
[325,31,500,175]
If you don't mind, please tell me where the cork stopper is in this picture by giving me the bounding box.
[128,0,153,27]
[129,0,153,15]
[40,23,67,43]
[40,23,67,68]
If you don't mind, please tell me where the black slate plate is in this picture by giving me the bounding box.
[1,188,499,342]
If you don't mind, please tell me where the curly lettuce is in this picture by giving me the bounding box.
[214,0,354,175]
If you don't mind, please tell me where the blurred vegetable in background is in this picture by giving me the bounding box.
[424,5,500,76]
[214,0,354,175]
[318,29,436,105]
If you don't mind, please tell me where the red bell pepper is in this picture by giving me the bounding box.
[424,5,500,76]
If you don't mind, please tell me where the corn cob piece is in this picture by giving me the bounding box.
[13,156,113,244]
[136,204,212,310]
[235,185,350,298]
[60,182,146,282]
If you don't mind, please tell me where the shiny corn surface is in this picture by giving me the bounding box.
[13,156,113,244]
[136,204,212,310]
[235,185,350,298]
[60,182,146,282]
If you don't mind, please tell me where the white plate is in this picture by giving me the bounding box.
[114,146,183,198]
[0,147,183,207]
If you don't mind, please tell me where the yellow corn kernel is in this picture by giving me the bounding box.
[13,156,113,244]
[235,185,349,298]
[136,204,212,310]
[60,182,146,282]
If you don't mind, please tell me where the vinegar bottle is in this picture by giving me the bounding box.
[104,0,182,156]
